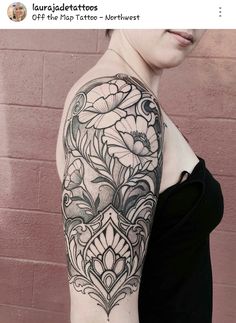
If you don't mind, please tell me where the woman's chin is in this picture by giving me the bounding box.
[158,57,185,69]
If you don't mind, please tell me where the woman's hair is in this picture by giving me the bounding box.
[105,29,113,37]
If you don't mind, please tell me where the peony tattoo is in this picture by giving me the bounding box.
[62,74,164,319]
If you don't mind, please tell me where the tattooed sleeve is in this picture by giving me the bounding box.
[61,73,164,319]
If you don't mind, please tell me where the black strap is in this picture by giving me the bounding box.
[178,170,190,184]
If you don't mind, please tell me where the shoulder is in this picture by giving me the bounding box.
[65,73,164,135]
[57,73,165,180]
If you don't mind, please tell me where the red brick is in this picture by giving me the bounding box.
[212,284,236,323]
[0,51,43,106]
[214,176,236,232]
[171,116,195,136]
[0,105,61,161]
[0,305,21,323]
[160,58,236,119]
[0,30,98,53]
[192,30,236,58]
[0,159,39,209]
[32,263,70,312]
[188,118,236,176]
[210,231,236,285]
[159,65,190,115]
[43,53,100,108]
[39,162,61,213]
[0,258,34,306]
[0,305,69,323]
[0,209,67,264]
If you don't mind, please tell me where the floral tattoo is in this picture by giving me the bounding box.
[62,74,164,319]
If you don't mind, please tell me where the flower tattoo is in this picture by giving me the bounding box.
[77,79,141,129]
[102,115,159,171]
[62,74,164,319]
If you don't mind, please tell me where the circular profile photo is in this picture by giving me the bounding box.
[7,2,27,22]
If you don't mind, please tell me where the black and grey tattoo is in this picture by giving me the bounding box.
[61,74,164,319]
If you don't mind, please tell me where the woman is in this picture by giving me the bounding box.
[56,30,224,323]
[14,3,26,22]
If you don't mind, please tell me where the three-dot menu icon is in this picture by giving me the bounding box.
[219,6,222,17]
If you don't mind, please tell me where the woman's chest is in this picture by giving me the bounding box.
[159,110,199,194]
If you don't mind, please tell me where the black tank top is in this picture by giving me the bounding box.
[138,157,224,323]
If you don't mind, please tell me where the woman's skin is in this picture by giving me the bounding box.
[57,29,206,192]
[105,30,206,93]
[56,29,207,323]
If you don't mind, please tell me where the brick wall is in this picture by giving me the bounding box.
[0,30,235,323]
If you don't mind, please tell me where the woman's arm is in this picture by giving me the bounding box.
[61,73,164,323]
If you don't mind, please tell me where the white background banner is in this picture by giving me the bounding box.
[0,0,236,29]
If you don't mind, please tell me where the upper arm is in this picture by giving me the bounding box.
[61,73,164,321]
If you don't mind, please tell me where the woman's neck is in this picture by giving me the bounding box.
[102,30,163,94]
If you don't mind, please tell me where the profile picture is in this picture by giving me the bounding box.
[7,2,27,22]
